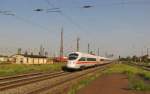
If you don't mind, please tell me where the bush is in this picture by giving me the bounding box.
[138,72,150,80]
[129,79,150,91]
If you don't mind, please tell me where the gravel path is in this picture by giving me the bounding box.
[77,74,150,94]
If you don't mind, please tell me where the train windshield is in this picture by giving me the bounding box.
[68,53,78,60]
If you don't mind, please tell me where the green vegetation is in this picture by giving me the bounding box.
[119,55,150,64]
[138,71,150,80]
[103,64,150,91]
[68,64,150,94]
[128,76,150,91]
[68,70,102,94]
[0,63,64,77]
[0,61,10,64]
[103,64,141,74]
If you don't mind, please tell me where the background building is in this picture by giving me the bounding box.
[12,54,48,64]
[0,55,9,63]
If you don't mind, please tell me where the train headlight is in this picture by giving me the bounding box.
[70,61,74,64]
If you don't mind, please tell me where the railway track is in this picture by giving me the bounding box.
[124,62,150,71]
[26,64,111,94]
[0,71,69,91]
[0,64,112,94]
[0,72,43,81]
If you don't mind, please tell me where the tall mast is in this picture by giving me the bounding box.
[88,43,90,54]
[97,48,100,56]
[77,37,80,52]
[60,27,63,57]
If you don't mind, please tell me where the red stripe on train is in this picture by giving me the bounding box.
[76,61,97,64]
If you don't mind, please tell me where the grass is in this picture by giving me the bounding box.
[103,64,150,91]
[68,64,150,94]
[128,76,150,91]
[103,64,141,74]
[0,63,65,77]
[68,70,102,94]
[138,71,150,80]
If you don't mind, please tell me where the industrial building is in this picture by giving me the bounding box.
[11,54,48,64]
[0,55,9,63]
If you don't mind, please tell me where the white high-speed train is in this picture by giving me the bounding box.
[66,52,112,69]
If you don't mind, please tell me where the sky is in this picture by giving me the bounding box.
[0,0,150,57]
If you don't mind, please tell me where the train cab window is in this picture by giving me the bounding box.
[87,58,96,61]
[79,57,86,61]
[68,53,78,60]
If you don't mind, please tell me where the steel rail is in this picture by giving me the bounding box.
[26,64,112,94]
[0,71,69,91]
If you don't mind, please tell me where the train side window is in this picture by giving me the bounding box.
[87,58,96,61]
[79,57,86,61]
[100,59,104,61]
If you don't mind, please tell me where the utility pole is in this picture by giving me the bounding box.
[97,48,100,56]
[105,52,108,57]
[147,48,149,56]
[77,37,80,52]
[60,27,64,58]
[88,43,90,54]
[141,48,143,56]
[17,48,22,55]
[39,45,45,56]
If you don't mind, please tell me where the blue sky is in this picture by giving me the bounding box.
[0,0,150,57]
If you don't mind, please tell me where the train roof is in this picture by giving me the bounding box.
[69,52,96,56]
[69,52,110,59]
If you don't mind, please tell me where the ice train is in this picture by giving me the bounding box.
[66,52,112,69]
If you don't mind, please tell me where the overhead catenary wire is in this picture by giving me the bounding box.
[44,0,85,33]
[14,15,51,32]
[119,0,150,5]
[0,9,52,32]
[44,0,150,33]
[95,0,150,7]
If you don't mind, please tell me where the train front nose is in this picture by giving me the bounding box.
[67,60,80,69]
[67,52,79,69]
[67,61,76,68]
[67,61,74,66]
